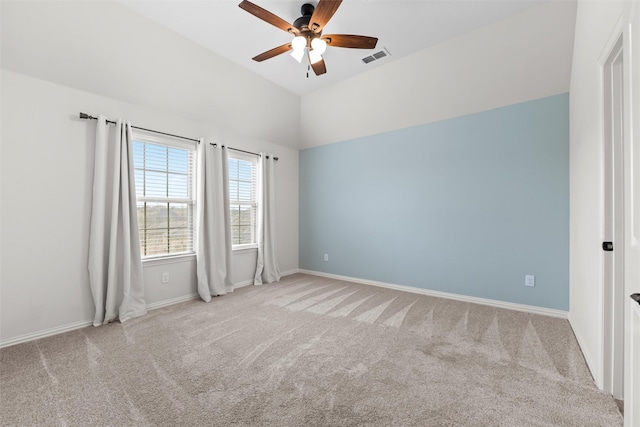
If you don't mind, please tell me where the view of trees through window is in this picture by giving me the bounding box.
[136,202,192,256]
[133,139,195,257]
[228,156,257,246]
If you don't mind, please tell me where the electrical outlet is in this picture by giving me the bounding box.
[162,272,169,283]
[324,254,329,262]
[525,275,535,287]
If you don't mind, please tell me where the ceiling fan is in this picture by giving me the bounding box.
[238,0,378,76]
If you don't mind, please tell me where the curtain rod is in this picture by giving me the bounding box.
[79,112,200,143]
[210,143,278,161]
[79,112,278,161]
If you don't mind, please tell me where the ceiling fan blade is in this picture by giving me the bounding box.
[309,0,342,33]
[311,58,327,76]
[239,1,298,35]
[322,34,378,50]
[252,43,292,62]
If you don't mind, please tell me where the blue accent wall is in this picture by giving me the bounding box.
[299,94,569,310]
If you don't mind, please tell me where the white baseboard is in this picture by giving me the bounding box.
[1,293,203,348]
[568,314,601,388]
[0,319,94,349]
[5,269,563,348]
[1,269,305,349]
[299,269,569,319]
[280,269,301,277]
[234,279,254,289]
[146,293,199,310]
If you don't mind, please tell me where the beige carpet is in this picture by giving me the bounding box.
[0,273,622,426]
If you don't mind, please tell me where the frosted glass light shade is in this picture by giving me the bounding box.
[291,36,306,51]
[311,38,327,55]
[290,49,305,63]
[309,49,322,64]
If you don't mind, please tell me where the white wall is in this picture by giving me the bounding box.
[0,70,298,344]
[569,0,637,390]
[300,1,576,148]
[0,0,300,148]
[0,0,299,345]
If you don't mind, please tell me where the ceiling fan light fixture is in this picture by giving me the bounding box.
[291,36,306,51]
[311,37,327,55]
[309,49,323,64]
[290,48,305,63]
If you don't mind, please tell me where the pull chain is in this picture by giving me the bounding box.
[307,64,310,79]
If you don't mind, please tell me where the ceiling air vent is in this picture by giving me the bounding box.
[362,48,391,65]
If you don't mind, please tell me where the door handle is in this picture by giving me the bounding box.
[602,241,614,251]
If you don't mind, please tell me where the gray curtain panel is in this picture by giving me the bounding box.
[88,116,147,326]
[196,141,233,301]
[254,154,281,285]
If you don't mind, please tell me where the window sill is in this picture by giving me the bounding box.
[140,247,256,265]
[233,245,258,254]
[142,253,196,267]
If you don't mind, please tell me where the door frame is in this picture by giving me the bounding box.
[601,33,625,400]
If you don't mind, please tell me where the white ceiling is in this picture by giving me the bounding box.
[118,0,548,96]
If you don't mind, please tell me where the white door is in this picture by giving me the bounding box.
[623,3,640,425]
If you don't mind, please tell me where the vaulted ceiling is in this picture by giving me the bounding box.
[118,0,549,95]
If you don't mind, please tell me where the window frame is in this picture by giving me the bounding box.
[228,151,259,251]
[131,129,198,261]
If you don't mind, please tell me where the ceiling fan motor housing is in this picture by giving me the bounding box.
[293,3,320,45]
[300,3,314,17]
[293,4,314,30]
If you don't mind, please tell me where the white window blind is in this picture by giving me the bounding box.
[132,130,197,258]
[228,153,258,248]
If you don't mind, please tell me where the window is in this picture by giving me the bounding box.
[132,130,196,258]
[228,153,258,249]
